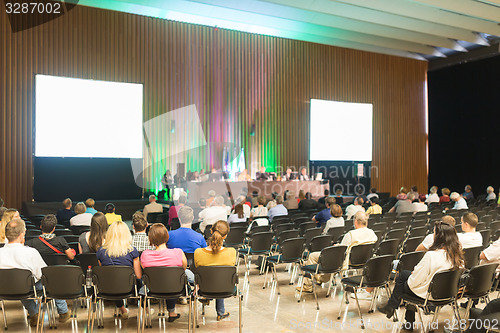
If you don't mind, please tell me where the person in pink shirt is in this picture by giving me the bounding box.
[140,223,190,322]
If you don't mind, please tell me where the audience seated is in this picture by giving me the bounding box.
[486,186,497,202]
[194,221,235,321]
[233,196,251,216]
[451,192,468,210]
[0,208,19,243]
[365,197,382,215]
[366,187,379,202]
[141,223,192,322]
[143,194,163,219]
[407,185,419,201]
[70,202,92,226]
[0,207,6,221]
[334,189,344,204]
[266,192,278,210]
[425,186,440,204]
[283,191,299,210]
[250,195,268,219]
[313,197,336,227]
[389,193,414,216]
[104,203,122,224]
[322,204,345,234]
[412,196,428,212]
[199,196,228,233]
[440,187,451,203]
[298,190,306,202]
[298,192,318,211]
[467,298,500,333]
[56,198,76,226]
[267,195,288,222]
[345,197,365,220]
[227,204,247,224]
[79,212,108,254]
[192,198,206,222]
[168,195,187,226]
[85,198,98,215]
[317,189,329,207]
[396,187,408,200]
[168,206,206,255]
[96,221,142,319]
[26,214,75,260]
[131,212,153,252]
[206,190,216,206]
[463,184,474,201]
[0,219,70,326]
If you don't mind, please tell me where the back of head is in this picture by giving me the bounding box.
[324,189,330,196]
[5,218,25,243]
[441,215,456,227]
[462,212,478,229]
[178,206,194,225]
[85,198,95,208]
[104,221,133,257]
[148,223,169,247]
[257,195,266,206]
[178,195,187,205]
[411,185,418,192]
[450,192,460,201]
[442,188,450,196]
[370,197,379,205]
[208,190,216,198]
[149,194,157,202]
[1,208,18,223]
[132,211,148,232]
[465,185,472,191]
[74,202,87,215]
[275,195,284,205]
[407,193,415,201]
[287,191,295,200]
[400,187,407,194]
[370,187,376,193]
[354,211,368,226]
[105,203,115,214]
[89,212,108,252]
[330,204,343,218]
[355,197,364,205]
[430,186,438,194]
[209,220,229,254]
[234,204,244,218]
[0,207,6,221]
[325,196,336,207]
[63,198,72,209]
[214,195,225,206]
[487,186,494,193]
[305,192,312,200]
[41,214,57,233]
[335,189,342,195]
[430,219,464,269]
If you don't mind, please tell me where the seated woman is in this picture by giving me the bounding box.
[96,221,142,319]
[70,202,93,226]
[194,220,236,321]
[140,223,190,322]
[79,212,108,254]
[377,219,464,329]
[227,204,247,225]
[322,204,344,234]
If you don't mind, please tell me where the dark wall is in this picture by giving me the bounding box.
[428,55,500,197]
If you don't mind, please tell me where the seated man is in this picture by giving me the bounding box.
[366,188,379,202]
[131,212,154,252]
[450,192,468,210]
[267,195,288,222]
[389,192,415,216]
[26,214,76,261]
[0,219,69,326]
[199,195,228,232]
[168,206,207,265]
[55,198,76,226]
[255,166,270,181]
[345,197,365,220]
[317,189,329,207]
[283,191,299,210]
[312,196,336,227]
[299,192,318,211]
[299,168,310,181]
[143,194,164,219]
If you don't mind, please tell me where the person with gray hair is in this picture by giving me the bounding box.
[345,197,365,220]
[486,186,497,202]
[168,206,207,257]
[425,186,440,204]
[143,194,164,219]
[70,202,93,226]
[389,193,415,216]
[283,191,299,210]
[199,195,228,233]
[268,195,288,222]
[451,192,468,210]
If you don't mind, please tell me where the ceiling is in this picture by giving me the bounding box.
[73,0,500,61]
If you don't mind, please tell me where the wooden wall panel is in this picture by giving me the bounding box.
[0,5,428,210]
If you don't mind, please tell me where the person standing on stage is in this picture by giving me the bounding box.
[161,170,173,199]
[299,168,310,181]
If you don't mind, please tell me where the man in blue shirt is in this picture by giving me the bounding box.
[312,197,336,227]
[55,198,76,226]
[167,206,207,256]
[268,195,288,222]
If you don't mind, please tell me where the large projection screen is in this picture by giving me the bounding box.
[35,75,143,158]
[310,99,373,161]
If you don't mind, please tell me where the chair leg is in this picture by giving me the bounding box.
[272,264,281,295]
[326,274,334,297]
[260,256,267,275]
[37,297,43,333]
[238,294,243,333]
[86,297,92,333]
[137,297,142,333]
[352,289,365,329]
[368,287,379,313]
[415,305,426,333]
[337,287,347,320]
[311,280,319,310]
[1,300,7,330]
[262,264,269,289]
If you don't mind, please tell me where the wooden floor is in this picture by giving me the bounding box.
[0,262,477,332]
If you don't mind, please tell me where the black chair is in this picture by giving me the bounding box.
[42,254,69,266]
[54,229,73,237]
[76,253,99,271]
[308,235,333,253]
[394,251,426,282]
[461,263,499,323]
[41,265,88,329]
[464,246,483,270]
[371,223,388,233]
[292,217,311,228]
[402,236,426,253]
[26,229,42,237]
[142,267,191,331]
[384,228,406,241]
[399,268,464,332]
[277,230,300,244]
[63,235,80,243]
[170,218,181,230]
[481,229,492,247]
[375,239,400,257]
[327,226,345,244]
[67,242,80,253]
[248,225,272,235]
[263,237,305,294]
[408,226,427,238]
[70,226,90,235]
[348,243,375,270]
[224,227,247,249]
[298,222,317,236]
[237,231,274,276]
[146,212,163,224]
[303,228,322,249]
[193,266,242,332]
[338,255,394,329]
[273,223,295,235]
[298,245,347,308]
[91,266,141,331]
[230,221,248,229]
[0,268,42,331]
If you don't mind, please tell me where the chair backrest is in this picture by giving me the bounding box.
[271,216,290,225]
[385,228,406,240]
[42,254,69,266]
[371,223,387,233]
[464,246,483,270]
[143,267,187,294]
[409,226,427,238]
[308,235,333,252]
[63,235,80,243]
[70,226,90,235]
[303,228,322,245]
[465,263,499,297]
[327,226,345,243]
[0,269,35,296]
[249,231,274,252]
[92,266,136,295]
[230,222,248,229]
[224,227,247,247]
[280,238,306,262]
[278,229,300,244]
[249,225,272,234]
[147,212,162,224]
[292,217,310,227]
[363,255,394,286]
[41,266,84,298]
[480,230,491,247]
[26,229,42,237]
[67,242,80,253]
[299,222,317,236]
[349,243,375,268]
[76,253,99,271]
[274,223,295,235]
[376,239,400,257]
[428,268,464,301]
[54,229,73,236]
[318,245,347,273]
[398,251,425,272]
[195,266,238,297]
[404,236,426,253]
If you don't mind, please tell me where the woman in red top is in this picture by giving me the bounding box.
[439,187,451,203]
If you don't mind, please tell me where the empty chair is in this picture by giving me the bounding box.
[237,231,274,275]
[54,229,73,237]
[229,221,248,229]
[76,253,99,271]
[224,227,247,249]
[463,246,483,270]
[408,226,427,238]
[476,222,486,231]
[273,223,295,235]
[348,243,376,270]
[390,222,408,232]
[307,235,333,253]
[248,225,272,235]
[63,235,80,243]
[461,263,499,322]
[371,223,387,233]
[298,222,317,236]
[411,219,428,229]
[384,228,406,241]
[70,226,90,235]
[303,228,322,247]
[271,216,289,225]
[327,226,345,244]
[292,217,311,227]
[480,230,492,247]
[146,212,162,224]
[26,229,42,237]
[402,236,426,253]
[375,239,400,257]
[42,254,69,266]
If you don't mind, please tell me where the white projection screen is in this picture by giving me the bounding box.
[35,75,143,158]
[310,99,373,161]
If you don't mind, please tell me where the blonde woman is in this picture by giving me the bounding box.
[0,209,20,243]
[96,221,142,319]
[194,220,236,321]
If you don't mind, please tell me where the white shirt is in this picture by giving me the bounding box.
[70,212,93,226]
[425,193,440,204]
[0,243,47,281]
[407,249,454,299]
[420,232,482,250]
[199,206,228,232]
[340,227,377,247]
[251,206,268,218]
[366,193,379,201]
[412,202,428,212]
[453,198,468,210]
[143,201,164,219]
[482,238,500,266]
[487,193,497,201]
[323,217,345,234]
[233,205,250,218]
[345,205,365,220]
[227,214,247,224]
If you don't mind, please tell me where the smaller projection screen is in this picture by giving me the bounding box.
[35,75,143,158]
[309,99,373,161]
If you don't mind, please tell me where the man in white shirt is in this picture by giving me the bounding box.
[450,192,468,210]
[412,197,428,213]
[199,195,228,233]
[345,197,365,220]
[486,186,497,202]
[340,211,377,247]
[143,194,164,219]
[366,188,379,202]
[0,219,69,326]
